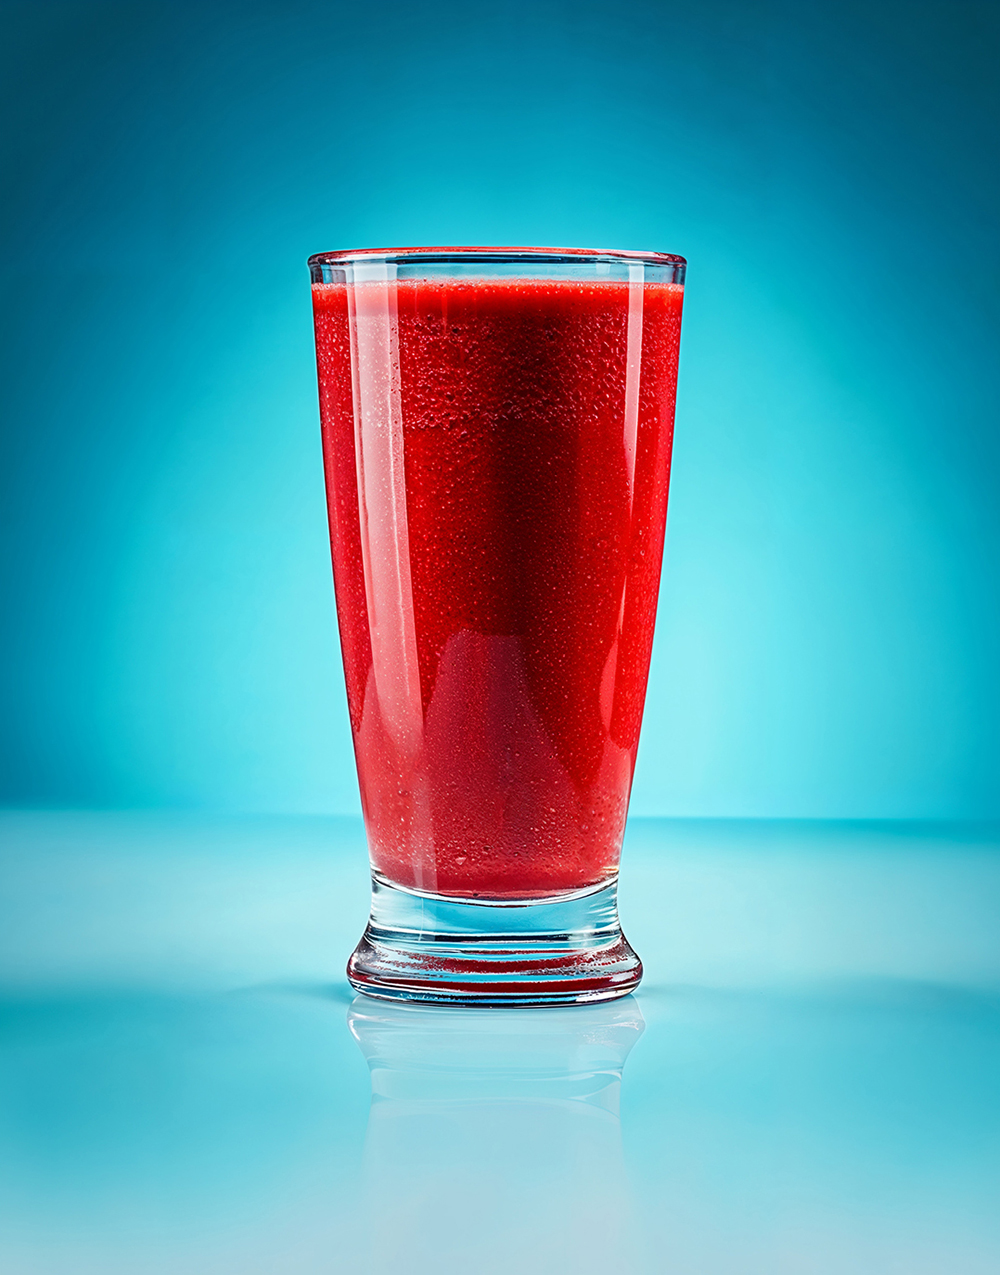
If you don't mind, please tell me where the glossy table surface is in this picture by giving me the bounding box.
[1,812,999,1274]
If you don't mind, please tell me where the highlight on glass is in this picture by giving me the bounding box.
[309,246,685,1004]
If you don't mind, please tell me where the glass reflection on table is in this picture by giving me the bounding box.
[347,995,645,1272]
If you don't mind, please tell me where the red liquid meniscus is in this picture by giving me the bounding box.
[313,276,683,899]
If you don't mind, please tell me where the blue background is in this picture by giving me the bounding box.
[2,0,998,818]
[2,10,999,1264]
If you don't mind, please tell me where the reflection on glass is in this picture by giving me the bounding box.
[347,995,645,1273]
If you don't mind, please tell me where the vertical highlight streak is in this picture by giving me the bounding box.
[347,265,424,765]
[622,264,645,504]
[601,265,644,738]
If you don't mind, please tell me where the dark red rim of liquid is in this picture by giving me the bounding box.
[308,245,686,268]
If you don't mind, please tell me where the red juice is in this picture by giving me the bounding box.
[313,275,683,899]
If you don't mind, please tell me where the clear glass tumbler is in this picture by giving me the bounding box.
[309,246,685,1004]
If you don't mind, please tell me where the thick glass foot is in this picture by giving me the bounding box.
[347,874,642,1005]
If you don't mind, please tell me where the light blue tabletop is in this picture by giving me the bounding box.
[1,813,998,1273]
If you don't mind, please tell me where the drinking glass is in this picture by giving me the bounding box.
[309,246,685,1004]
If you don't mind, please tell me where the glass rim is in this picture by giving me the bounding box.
[307,244,686,269]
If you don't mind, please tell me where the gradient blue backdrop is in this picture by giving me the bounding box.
[1,0,998,817]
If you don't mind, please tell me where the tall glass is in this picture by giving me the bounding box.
[309,246,685,1004]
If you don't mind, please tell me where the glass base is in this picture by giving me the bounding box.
[347,873,642,1006]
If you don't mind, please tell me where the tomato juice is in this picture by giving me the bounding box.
[312,275,683,899]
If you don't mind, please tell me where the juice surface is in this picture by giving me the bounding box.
[313,277,683,897]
